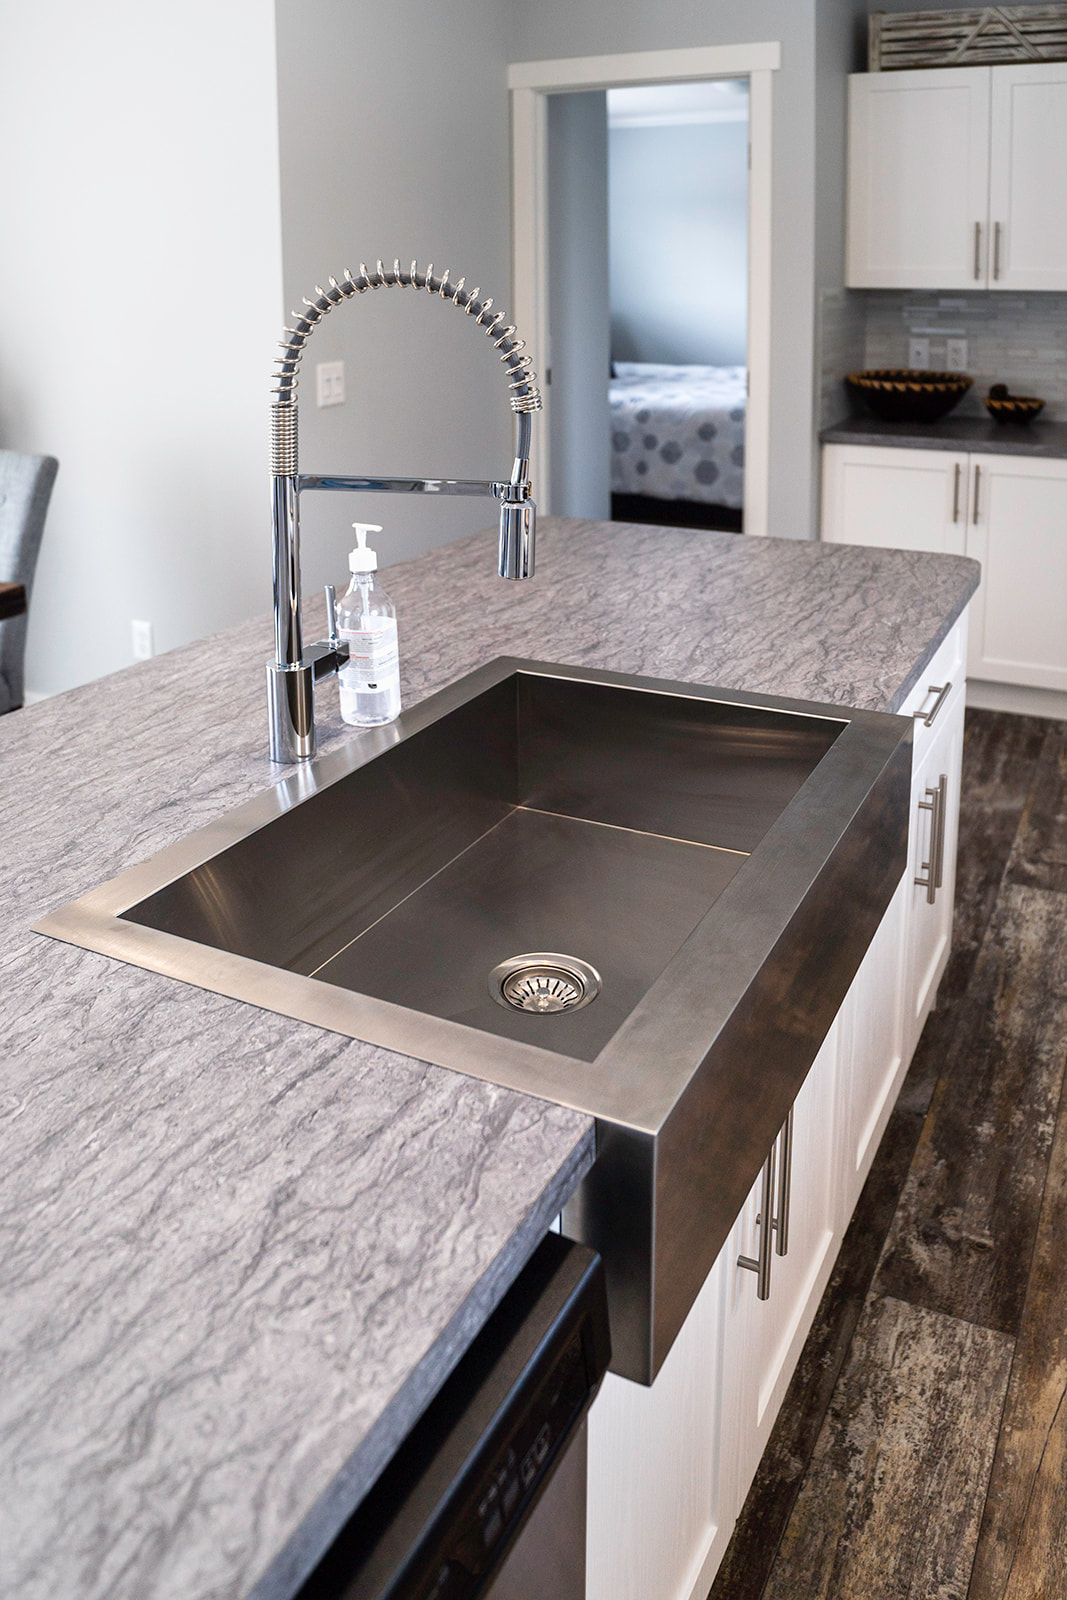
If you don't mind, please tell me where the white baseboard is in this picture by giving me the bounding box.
[21,687,54,706]
[966,679,1067,722]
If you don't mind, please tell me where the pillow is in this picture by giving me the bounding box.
[612,361,740,381]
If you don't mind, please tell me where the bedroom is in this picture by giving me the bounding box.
[547,78,751,531]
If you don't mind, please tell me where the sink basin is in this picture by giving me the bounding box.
[36,659,912,1382]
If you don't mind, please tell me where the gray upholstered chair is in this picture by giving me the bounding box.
[0,450,58,713]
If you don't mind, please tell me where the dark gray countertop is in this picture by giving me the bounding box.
[820,413,1067,457]
[0,518,979,1600]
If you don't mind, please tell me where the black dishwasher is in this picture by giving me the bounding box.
[294,1233,611,1600]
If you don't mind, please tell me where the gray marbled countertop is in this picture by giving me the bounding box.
[0,518,979,1600]
[820,413,1067,457]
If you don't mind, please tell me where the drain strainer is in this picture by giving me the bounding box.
[489,953,601,1014]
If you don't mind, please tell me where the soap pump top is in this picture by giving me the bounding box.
[349,522,382,573]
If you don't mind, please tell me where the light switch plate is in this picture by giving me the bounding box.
[908,337,931,370]
[946,338,968,372]
[316,360,346,407]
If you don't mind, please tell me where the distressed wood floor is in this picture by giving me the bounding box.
[709,709,1067,1600]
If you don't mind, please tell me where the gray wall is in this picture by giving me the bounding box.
[274,0,517,594]
[810,0,871,526]
[814,0,869,297]
[0,0,284,700]
[2,0,881,703]
[507,0,819,541]
[548,93,612,520]
[610,117,749,366]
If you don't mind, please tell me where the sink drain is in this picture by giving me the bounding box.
[489,953,601,1014]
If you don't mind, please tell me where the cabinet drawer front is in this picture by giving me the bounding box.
[899,612,968,763]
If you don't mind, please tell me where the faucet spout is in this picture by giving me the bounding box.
[499,496,535,580]
[267,259,542,764]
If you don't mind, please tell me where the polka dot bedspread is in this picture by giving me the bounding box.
[609,361,746,508]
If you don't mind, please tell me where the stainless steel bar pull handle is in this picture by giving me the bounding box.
[915,774,948,904]
[914,681,952,728]
[974,221,983,280]
[952,462,962,523]
[738,1139,777,1300]
[933,772,948,892]
[774,1105,794,1258]
[973,464,982,524]
[994,221,1002,280]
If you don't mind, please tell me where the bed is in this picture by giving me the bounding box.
[609,361,746,529]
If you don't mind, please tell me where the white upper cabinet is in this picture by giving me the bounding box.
[988,65,1067,288]
[847,67,991,288]
[847,62,1067,290]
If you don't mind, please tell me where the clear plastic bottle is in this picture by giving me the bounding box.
[337,522,402,726]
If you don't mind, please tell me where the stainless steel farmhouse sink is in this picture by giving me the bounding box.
[36,660,913,1383]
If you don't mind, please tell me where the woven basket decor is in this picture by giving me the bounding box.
[869,5,1067,71]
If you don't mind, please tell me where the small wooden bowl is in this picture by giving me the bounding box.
[984,393,1046,425]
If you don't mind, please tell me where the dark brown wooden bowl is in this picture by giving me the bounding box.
[984,394,1045,425]
[845,369,973,424]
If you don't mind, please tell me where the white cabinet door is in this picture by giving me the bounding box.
[836,877,907,1219]
[821,444,969,555]
[847,68,992,288]
[966,454,1067,691]
[720,1024,841,1518]
[586,1250,730,1600]
[989,64,1067,290]
[902,681,966,1060]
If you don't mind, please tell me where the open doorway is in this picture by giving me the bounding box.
[509,42,776,538]
[607,80,749,533]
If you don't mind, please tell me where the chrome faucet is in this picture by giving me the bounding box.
[267,258,542,763]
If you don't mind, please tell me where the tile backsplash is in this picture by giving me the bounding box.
[820,289,1067,427]
[818,289,868,430]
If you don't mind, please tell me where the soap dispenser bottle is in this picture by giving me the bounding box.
[337,522,401,727]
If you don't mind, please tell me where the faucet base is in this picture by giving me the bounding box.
[267,660,316,763]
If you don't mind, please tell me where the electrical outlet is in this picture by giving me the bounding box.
[316,360,346,407]
[131,619,154,661]
[946,337,968,372]
[908,337,931,370]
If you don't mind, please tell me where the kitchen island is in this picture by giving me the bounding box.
[0,517,978,1600]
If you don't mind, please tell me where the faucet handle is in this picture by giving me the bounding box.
[324,583,338,644]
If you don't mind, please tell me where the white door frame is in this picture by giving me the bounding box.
[509,43,779,537]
